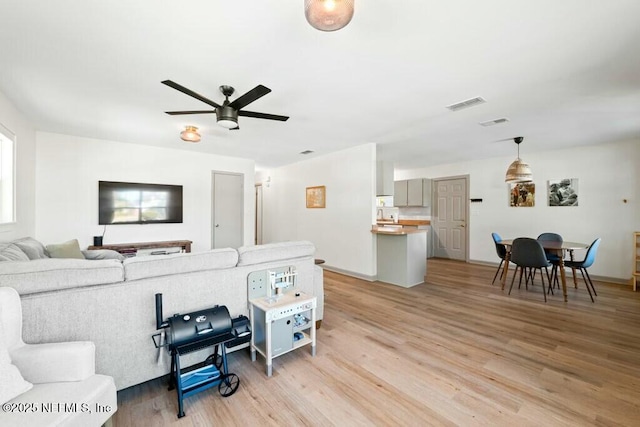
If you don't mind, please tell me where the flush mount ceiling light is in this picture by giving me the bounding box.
[305,0,354,32]
[180,126,201,143]
[505,137,533,183]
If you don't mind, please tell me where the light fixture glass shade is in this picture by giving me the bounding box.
[217,118,238,129]
[305,0,354,32]
[505,158,533,183]
[180,126,201,143]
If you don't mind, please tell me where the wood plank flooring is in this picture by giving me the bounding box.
[113,259,640,426]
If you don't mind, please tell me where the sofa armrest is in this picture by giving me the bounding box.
[10,341,96,384]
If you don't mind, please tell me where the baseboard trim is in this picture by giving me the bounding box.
[322,265,376,282]
[468,259,630,286]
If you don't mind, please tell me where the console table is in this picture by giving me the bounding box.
[88,240,192,256]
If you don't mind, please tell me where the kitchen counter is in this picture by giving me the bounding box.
[376,219,431,226]
[371,225,427,235]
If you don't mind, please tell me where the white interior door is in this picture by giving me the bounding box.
[433,177,467,260]
[212,172,243,249]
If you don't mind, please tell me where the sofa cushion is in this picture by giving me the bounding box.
[1,374,117,427]
[237,241,315,266]
[12,238,49,260]
[0,323,33,405]
[46,239,85,259]
[0,259,124,295]
[123,248,239,281]
[0,243,29,262]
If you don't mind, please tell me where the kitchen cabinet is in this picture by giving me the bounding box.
[376,161,394,196]
[393,178,431,207]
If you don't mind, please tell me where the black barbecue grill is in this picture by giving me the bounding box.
[153,293,244,418]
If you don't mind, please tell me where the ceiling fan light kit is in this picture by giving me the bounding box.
[162,80,288,131]
[180,125,201,143]
[305,0,354,32]
[505,137,533,183]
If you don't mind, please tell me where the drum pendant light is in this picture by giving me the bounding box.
[505,137,533,183]
[305,0,354,32]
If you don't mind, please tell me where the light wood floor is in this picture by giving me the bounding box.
[113,259,640,426]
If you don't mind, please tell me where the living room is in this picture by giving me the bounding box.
[2,1,640,425]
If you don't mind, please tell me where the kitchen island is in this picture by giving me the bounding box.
[372,225,427,287]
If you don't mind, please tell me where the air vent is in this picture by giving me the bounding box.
[446,96,486,111]
[300,150,314,155]
[479,117,509,127]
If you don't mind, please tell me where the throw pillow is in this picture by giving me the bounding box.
[12,237,49,260]
[0,243,29,262]
[46,239,85,259]
[81,249,125,261]
[0,322,33,405]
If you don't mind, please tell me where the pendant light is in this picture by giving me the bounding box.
[505,137,533,183]
[305,0,354,32]
[180,126,201,143]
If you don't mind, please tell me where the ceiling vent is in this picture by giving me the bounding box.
[300,150,314,155]
[479,117,509,127]
[446,96,486,112]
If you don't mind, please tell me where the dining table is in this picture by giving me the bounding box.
[497,239,590,302]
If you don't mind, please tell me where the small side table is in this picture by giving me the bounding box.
[249,292,317,376]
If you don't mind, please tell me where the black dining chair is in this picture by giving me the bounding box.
[509,237,553,302]
[537,232,563,288]
[491,232,508,285]
[563,238,602,303]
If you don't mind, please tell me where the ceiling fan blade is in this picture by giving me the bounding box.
[161,80,221,108]
[230,126,240,130]
[228,85,271,110]
[239,110,289,121]
[165,110,216,115]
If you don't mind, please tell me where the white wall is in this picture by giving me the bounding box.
[0,89,36,240]
[35,132,255,252]
[260,143,377,278]
[396,139,640,280]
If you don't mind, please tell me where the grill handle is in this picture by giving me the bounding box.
[152,332,168,349]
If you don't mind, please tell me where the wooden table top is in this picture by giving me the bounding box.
[498,239,589,251]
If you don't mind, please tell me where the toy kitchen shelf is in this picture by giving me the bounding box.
[248,291,317,377]
[247,266,317,376]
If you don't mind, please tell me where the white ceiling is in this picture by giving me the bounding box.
[1,1,639,171]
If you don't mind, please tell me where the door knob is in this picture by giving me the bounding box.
[460,224,466,228]
[215,224,220,228]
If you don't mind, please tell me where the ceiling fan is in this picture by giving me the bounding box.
[161,80,289,130]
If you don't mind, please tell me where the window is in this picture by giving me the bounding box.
[0,122,16,224]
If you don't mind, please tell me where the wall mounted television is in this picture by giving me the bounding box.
[98,181,183,225]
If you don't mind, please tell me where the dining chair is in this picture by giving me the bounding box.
[563,238,601,303]
[537,232,563,288]
[508,237,553,302]
[491,232,508,285]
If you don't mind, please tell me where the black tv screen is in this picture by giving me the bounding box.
[98,181,183,225]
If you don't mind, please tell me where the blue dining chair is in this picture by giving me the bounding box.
[508,237,553,302]
[537,232,563,288]
[563,238,601,303]
[491,232,508,285]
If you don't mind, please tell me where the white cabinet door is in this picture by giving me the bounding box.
[394,180,408,206]
[407,179,424,206]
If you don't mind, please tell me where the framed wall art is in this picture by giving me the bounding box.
[548,178,578,206]
[509,182,535,207]
[306,185,326,208]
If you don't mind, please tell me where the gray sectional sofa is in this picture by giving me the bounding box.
[0,239,323,390]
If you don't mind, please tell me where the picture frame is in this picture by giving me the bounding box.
[306,185,326,208]
[548,178,578,206]
[509,182,535,207]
